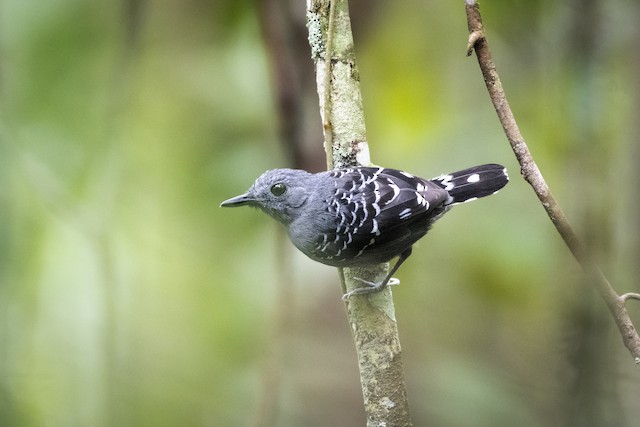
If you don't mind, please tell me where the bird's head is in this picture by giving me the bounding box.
[220,169,313,224]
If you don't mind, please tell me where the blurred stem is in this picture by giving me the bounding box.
[563,1,618,423]
[257,0,320,171]
[464,0,640,363]
[253,228,293,427]
[307,1,412,426]
[633,1,640,289]
[255,0,317,424]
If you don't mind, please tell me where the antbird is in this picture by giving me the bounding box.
[221,164,508,299]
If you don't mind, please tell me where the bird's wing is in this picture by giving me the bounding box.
[308,167,450,263]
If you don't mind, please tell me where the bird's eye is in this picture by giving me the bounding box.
[270,183,287,196]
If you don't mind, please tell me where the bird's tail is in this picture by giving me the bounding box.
[431,163,509,205]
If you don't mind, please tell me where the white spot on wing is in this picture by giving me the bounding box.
[371,219,379,235]
[436,174,454,191]
[389,182,400,202]
[399,208,412,220]
[358,170,366,189]
[467,173,480,183]
[339,212,347,227]
[359,204,368,224]
[372,202,380,216]
[415,193,430,209]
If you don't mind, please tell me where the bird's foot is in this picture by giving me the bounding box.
[341,277,400,301]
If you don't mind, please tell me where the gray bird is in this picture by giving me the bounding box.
[221,164,508,299]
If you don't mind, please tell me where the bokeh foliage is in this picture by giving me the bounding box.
[1,0,639,426]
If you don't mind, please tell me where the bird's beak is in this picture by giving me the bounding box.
[220,193,254,207]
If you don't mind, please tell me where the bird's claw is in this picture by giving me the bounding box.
[341,277,400,300]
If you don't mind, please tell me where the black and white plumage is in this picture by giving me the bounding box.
[221,164,508,298]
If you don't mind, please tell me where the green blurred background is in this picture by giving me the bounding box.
[2,0,640,425]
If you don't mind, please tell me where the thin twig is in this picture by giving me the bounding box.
[464,0,640,361]
[621,293,640,303]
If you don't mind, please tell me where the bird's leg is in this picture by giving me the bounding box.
[342,247,412,300]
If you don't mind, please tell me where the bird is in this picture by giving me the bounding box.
[220,163,508,299]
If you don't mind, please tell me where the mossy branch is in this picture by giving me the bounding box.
[306,1,413,425]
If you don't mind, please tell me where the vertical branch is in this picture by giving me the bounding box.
[306,1,413,426]
[307,0,369,170]
[464,0,640,362]
[321,0,337,169]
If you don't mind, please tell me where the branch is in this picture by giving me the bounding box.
[306,1,413,425]
[464,0,640,363]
